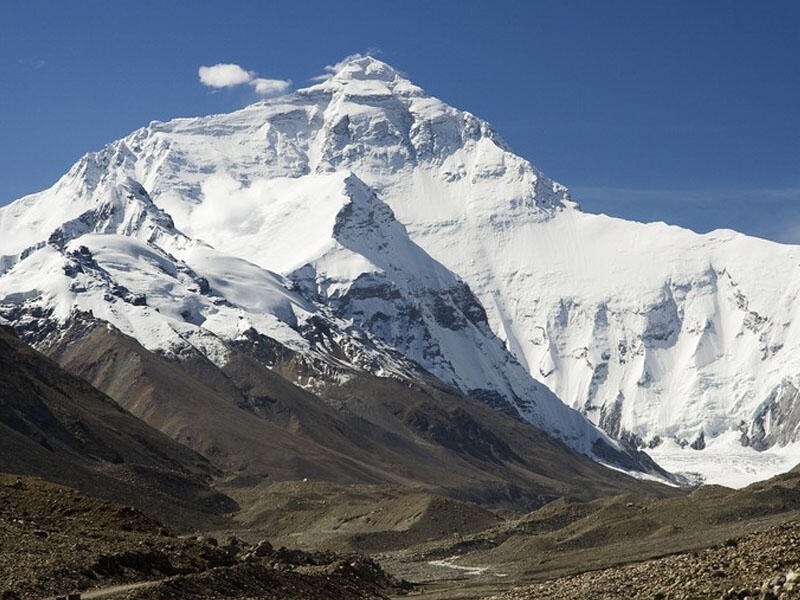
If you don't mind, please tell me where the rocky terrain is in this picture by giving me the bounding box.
[486,521,800,600]
[364,468,800,599]
[5,457,800,600]
[0,474,404,600]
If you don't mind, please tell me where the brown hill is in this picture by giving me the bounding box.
[0,325,236,529]
[40,315,678,513]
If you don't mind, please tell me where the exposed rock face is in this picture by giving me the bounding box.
[748,380,800,450]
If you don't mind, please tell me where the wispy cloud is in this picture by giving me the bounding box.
[251,78,291,96]
[18,58,46,70]
[310,49,388,83]
[570,185,800,244]
[198,63,291,96]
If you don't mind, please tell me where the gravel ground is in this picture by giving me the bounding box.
[0,475,403,600]
[485,521,800,600]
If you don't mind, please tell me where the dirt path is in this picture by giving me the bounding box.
[79,579,161,599]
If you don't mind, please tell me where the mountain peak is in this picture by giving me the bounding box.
[300,55,423,98]
[329,55,400,83]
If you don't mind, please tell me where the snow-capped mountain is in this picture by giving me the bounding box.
[0,57,644,472]
[2,55,797,484]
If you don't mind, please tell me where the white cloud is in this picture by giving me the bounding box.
[309,51,388,83]
[324,53,365,74]
[251,78,291,96]
[198,63,254,88]
[323,50,383,75]
[193,174,268,235]
[198,63,291,97]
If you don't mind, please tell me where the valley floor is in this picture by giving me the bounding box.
[6,470,800,600]
[380,519,800,600]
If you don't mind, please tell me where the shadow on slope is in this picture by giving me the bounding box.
[0,325,236,530]
[40,315,678,514]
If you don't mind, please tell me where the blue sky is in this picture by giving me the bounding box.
[1,1,798,241]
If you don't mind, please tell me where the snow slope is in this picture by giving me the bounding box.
[2,55,798,483]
